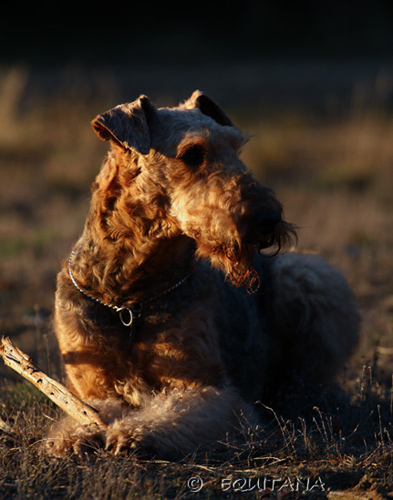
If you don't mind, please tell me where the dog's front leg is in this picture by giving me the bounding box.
[105,386,254,459]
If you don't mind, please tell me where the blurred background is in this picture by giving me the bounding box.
[0,0,393,387]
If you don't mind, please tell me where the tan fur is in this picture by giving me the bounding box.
[46,91,359,459]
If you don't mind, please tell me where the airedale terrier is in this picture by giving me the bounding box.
[47,91,359,458]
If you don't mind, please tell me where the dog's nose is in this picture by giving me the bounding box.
[241,210,282,245]
[257,210,282,234]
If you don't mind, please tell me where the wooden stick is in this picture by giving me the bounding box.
[0,336,107,430]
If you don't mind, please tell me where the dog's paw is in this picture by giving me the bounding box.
[45,425,104,457]
[105,428,139,455]
[105,426,156,458]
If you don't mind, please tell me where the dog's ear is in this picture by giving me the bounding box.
[91,96,155,154]
[183,90,234,127]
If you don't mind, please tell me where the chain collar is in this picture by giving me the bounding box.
[68,250,190,330]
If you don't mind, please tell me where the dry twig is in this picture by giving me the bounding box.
[0,336,107,430]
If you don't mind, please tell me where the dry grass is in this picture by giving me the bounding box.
[0,65,393,498]
[1,375,393,498]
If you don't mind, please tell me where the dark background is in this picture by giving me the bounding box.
[3,0,393,64]
[3,0,393,115]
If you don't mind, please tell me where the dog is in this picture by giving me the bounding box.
[47,91,359,458]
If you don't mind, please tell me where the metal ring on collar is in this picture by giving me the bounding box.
[118,307,134,327]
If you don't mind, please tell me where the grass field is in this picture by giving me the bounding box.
[0,65,393,498]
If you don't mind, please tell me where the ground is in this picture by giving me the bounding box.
[0,65,393,498]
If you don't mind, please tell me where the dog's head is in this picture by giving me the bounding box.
[91,91,296,290]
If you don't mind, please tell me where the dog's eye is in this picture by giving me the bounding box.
[178,145,205,169]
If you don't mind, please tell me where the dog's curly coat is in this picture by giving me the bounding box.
[47,91,359,458]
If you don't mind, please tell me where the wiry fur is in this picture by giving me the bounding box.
[47,91,359,459]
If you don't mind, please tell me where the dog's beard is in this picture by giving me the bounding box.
[195,220,296,292]
[224,244,260,292]
[195,238,259,292]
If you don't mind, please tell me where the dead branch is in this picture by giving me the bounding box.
[0,336,107,430]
